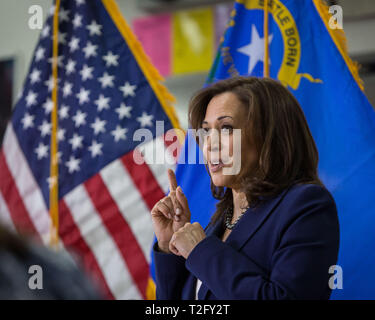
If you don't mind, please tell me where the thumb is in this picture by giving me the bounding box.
[176,186,189,213]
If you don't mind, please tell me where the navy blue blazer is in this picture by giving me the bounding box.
[153,183,340,300]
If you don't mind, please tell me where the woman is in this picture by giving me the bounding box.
[151,76,340,300]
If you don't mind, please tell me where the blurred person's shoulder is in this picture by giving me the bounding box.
[0,232,103,300]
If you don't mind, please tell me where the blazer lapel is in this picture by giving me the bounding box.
[197,185,292,300]
[204,217,224,238]
[225,185,292,251]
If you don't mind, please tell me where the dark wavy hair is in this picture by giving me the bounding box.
[188,76,323,224]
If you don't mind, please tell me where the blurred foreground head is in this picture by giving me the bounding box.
[0,224,103,300]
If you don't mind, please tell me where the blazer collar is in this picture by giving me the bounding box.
[206,185,292,249]
[198,185,293,300]
[225,185,292,250]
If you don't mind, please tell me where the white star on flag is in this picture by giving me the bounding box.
[69,37,80,52]
[120,81,136,97]
[137,112,153,127]
[103,51,119,67]
[98,72,114,88]
[83,41,98,59]
[88,140,103,158]
[76,88,90,105]
[59,105,70,120]
[57,32,67,45]
[35,142,49,160]
[72,110,87,127]
[35,47,45,62]
[45,76,60,92]
[111,126,128,142]
[66,156,81,173]
[91,117,107,135]
[69,133,84,150]
[87,20,102,36]
[237,24,273,75]
[21,113,35,129]
[42,98,54,114]
[41,25,50,38]
[95,94,110,112]
[48,4,56,16]
[38,120,51,137]
[73,14,83,28]
[47,176,58,189]
[25,91,38,107]
[66,59,76,75]
[80,64,94,81]
[29,68,41,84]
[59,8,70,22]
[58,128,66,141]
[48,55,64,68]
[115,103,132,120]
[62,82,73,98]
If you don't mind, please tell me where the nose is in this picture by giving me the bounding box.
[206,128,221,152]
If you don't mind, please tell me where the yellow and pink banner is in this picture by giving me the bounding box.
[132,4,232,77]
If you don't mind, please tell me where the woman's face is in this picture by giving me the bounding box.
[201,91,258,189]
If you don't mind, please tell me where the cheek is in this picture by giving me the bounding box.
[202,142,209,160]
[219,135,233,163]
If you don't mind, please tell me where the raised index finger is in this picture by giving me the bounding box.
[168,169,178,192]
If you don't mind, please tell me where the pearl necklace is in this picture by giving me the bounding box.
[224,206,250,230]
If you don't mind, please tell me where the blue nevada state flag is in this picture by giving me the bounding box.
[176,0,375,299]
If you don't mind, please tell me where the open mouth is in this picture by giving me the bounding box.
[209,159,224,172]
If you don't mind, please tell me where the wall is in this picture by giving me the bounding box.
[0,0,50,104]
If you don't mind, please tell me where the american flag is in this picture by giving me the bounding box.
[0,0,181,299]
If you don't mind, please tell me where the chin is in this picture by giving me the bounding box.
[210,172,233,188]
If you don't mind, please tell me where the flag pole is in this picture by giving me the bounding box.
[263,0,270,78]
[50,0,61,249]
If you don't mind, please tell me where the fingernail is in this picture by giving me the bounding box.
[178,186,183,194]
[176,208,181,215]
[168,214,172,219]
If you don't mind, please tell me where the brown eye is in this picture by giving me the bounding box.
[221,125,233,134]
[202,127,211,135]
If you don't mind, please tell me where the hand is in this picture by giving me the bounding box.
[151,169,191,253]
[169,222,206,259]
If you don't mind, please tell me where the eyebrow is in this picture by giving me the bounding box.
[202,116,233,124]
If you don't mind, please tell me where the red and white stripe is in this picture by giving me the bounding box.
[63,184,143,299]
[100,158,155,263]
[0,125,51,243]
[139,134,179,194]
